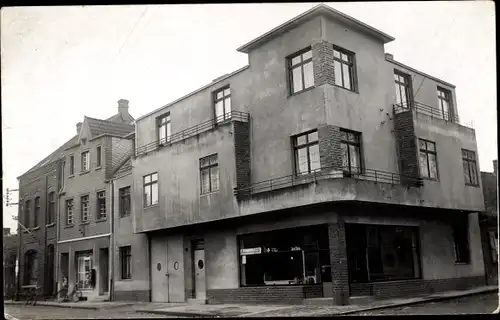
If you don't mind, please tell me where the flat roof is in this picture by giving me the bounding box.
[386,56,456,88]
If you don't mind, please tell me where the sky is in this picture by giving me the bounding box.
[1,2,496,233]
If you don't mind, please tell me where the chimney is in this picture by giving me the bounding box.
[385,53,394,60]
[118,99,129,116]
[76,122,82,134]
[3,228,11,236]
[493,160,497,176]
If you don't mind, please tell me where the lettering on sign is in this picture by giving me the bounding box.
[240,247,262,255]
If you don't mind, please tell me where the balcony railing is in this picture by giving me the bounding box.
[233,165,423,198]
[393,101,474,129]
[135,111,250,156]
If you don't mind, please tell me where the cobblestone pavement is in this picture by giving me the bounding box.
[350,293,499,316]
[3,305,181,319]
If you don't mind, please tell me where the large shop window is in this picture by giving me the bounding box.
[76,252,93,290]
[239,225,331,286]
[346,224,421,283]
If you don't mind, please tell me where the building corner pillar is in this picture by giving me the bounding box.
[328,220,349,306]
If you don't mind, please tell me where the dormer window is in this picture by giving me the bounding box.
[214,87,231,123]
[158,113,171,145]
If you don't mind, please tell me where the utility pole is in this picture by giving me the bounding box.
[5,187,21,300]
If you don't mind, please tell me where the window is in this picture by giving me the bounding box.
[214,87,231,122]
[340,129,362,174]
[200,154,219,194]
[418,139,438,179]
[437,87,453,121]
[59,161,65,190]
[489,231,498,264]
[96,146,102,167]
[120,246,132,280]
[452,219,470,263]
[293,130,320,175]
[24,250,38,285]
[97,191,106,219]
[69,155,74,175]
[333,46,355,91]
[81,195,89,222]
[47,192,55,224]
[394,71,411,108]
[239,225,331,286]
[33,197,40,227]
[143,173,158,207]
[346,224,421,283]
[462,149,479,185]
[81,151,89,172]
[76,252,93,289]
[66,199,74,225]
[24,200,31,228]
[158,113,171,145]
[288,48,314,94]
[119,186,131,217]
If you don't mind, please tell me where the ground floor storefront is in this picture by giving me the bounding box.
[57,236,110,300]
[479,213,498,286]
[128,203,487,305]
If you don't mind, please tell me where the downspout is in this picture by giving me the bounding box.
[15,196,22,301]
[109,180,114,301]
[55,162,62,297]
[44,173,49,296]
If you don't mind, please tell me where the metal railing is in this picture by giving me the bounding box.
[233,165,423,198]
[393,101,474,129]
[135,111,250,156]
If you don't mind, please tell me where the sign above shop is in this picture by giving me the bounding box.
[240,247,262,255]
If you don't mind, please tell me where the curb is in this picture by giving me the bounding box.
[137,309,217,317]
[337,288,499,315]
[4,301,134,311]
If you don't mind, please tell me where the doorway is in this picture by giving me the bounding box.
[99,248,109,294]
[193,239,206,300]
[46,245,55,296]
[151,238,169,302]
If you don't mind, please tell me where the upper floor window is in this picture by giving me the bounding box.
[340,129,362,174]
[119,186,131,217]
[59,161,65,190]
[143,173,158,207]
[81,195,89,222]
[293,130,320,175]
[96,146,102,168]
[437,87,453,121]
[214,87,231,123]
[333,46,355,91]
[97,191,106,220]
[394,71,411,108]
[24,200,31,228]
[33,197,40,228]
[462,149,478,186]
[66,199,74,225]
[81,151,90,172]
[289,48,314,94]
[452,219,470,264]
[158,113,171,145]
[200,154,219,194]
[69,155,75,175]
[48,192,55,224]
[418,139,438,179]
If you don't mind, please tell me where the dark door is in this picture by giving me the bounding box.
[345,224,369,287]
[46,245,55,296]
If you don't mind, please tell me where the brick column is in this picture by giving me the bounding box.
[328,221,349,305]
[318,125,343,169]
[312,39,335,87]
[233,121,251,198]
[393,111,421,186]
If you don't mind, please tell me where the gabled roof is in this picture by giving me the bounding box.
[237,4,394,53]
[19,134,79,178]
[106,112,135,125]
[86,116,135,139]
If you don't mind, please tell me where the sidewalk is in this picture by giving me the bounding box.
[3,300,135,310]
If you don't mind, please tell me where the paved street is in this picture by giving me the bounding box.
[350,293,499,316]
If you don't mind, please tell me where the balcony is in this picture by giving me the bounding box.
[135,111,250,157]
[234,166,423,199]
[393,101,474,129]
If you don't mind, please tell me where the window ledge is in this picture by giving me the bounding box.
[120,278,133,281]
[46,223,55,228]
[95,218,107,223]
[68,175,75,178]
[465,183,480,188]
[454,261,470,265]
[64,224,74,229]
[200,190,220,197]
[288,86,315,98]
[31,226,40,231]
[79,221,90,225]
[95,166,102,171]
[333,83,358,94]
[79,170,91,176]
[144,204,159,209]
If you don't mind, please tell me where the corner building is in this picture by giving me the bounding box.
[128,5,486,305]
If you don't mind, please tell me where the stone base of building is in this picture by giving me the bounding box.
[207,285,322,304]
[350,275,486,298]
[113,290,150,302]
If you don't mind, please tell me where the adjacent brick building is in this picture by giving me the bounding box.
[121,4,487,305]
[480,160,498,285]
[3,228,19,299]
